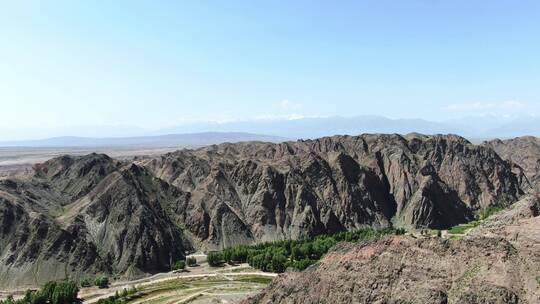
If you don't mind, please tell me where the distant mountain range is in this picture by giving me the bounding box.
[0,132,287,147]
[157,115,540,140]
[1,115,539,146]
[157,116,461,139]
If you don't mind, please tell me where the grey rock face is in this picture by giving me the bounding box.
[0,155,186,288]
[484,136,540,191]
[33,153,121,201]
[0,196,107,288]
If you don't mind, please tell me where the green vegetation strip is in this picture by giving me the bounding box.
[478,206,503,221]
[447,206,504,236]
[447,221,480,235]
[235,276,273,284]
[207,227,405,273]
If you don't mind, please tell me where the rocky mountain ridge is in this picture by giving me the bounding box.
[0,134,531,287]
[142,133,524,246]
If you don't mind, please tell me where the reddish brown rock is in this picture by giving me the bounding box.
[244,197,540,304]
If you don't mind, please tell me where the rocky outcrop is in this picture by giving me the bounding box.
[245,196,540,304]
[484,136,540,191]
[466,194,540,252]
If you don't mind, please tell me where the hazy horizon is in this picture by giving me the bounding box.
[1,1,539,140]
[1,114,539,143]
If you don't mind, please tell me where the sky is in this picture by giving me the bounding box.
[0,1,539,139]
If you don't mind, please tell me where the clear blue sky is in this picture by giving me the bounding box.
[1,1,539,132]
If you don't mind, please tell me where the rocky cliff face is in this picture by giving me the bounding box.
[245,195,540,304]
[484,136,540,191]
[0,134,528,287]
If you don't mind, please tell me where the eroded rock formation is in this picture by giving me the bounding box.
[0,134,529,287]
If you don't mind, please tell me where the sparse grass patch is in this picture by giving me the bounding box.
[477,206,503,220]
[447,221,480,235]
[235,276,273,284]
[143,280,191,292]
[446,205,503,238]
[448,264,481,302]
[419,229,441,237]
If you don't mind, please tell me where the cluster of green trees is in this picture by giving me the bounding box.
[207,251,225,267]
[209,228,405,273]
[0,281,79,304]
[0,276,115,304]
[79,276,109,289]
[79,278,92,288]
[172,260,186,271]
[96,286,138,304]
[94,277,110,289]
[172,256,198,270]
[186,257,197,267]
